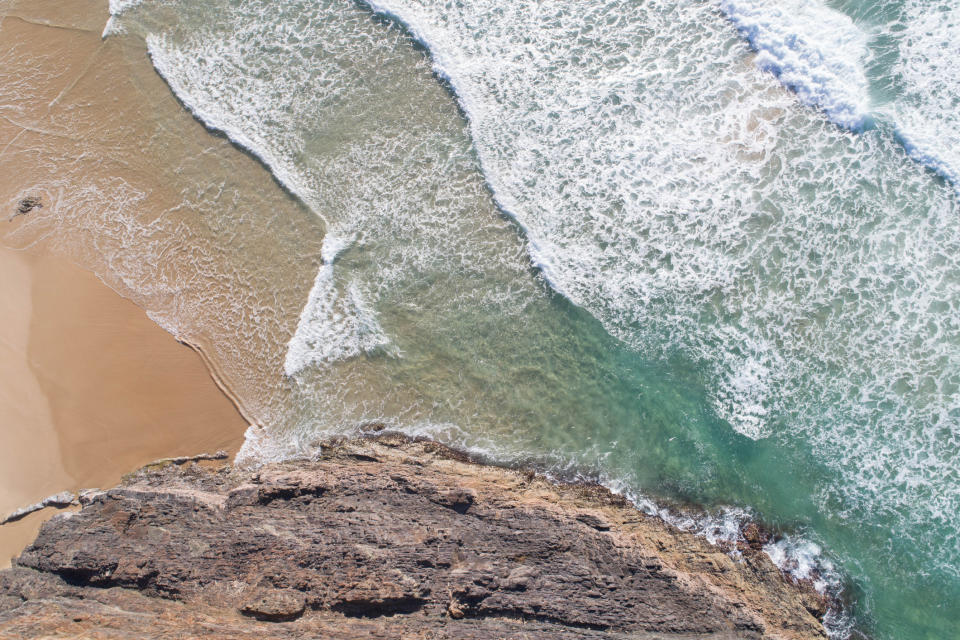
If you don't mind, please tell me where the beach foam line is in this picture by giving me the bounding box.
[144,31,395,375]
[144,33,322,217]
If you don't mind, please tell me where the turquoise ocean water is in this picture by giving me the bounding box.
[106,0,959,637]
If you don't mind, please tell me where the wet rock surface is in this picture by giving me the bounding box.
[0,435,829,639]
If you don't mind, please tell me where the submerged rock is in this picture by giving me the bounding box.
[0,435,830,639]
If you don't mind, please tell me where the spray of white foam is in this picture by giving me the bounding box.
[284,234,390,376]
[719,0,872,130]
[235,424,324,468]
[102,0,147,38]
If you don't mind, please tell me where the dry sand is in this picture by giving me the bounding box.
[0,243,248,567]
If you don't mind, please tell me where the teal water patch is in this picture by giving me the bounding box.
[108,1,960,638]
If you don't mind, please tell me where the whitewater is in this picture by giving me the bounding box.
[104,0,960,638]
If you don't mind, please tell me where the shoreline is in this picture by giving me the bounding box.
[0,3,855,637]
[183,337,260,434]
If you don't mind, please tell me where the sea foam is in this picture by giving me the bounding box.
[136,0,539,385]
[102,0,147,38]
[362,0,960,614]
[284,235,390,377]
[719,0,873,130]
[890,0,960,192]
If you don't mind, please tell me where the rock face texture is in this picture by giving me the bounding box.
[0,435,829,639]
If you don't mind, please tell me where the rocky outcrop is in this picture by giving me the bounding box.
[11,196,42,219]
[0,434,830,639]
[0,492,77,525]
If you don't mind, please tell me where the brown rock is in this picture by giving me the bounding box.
[576,512,612,531]
[240,589,306,622]
[0,435,832,639]
[14,196,42,217]
[741,522,772,551]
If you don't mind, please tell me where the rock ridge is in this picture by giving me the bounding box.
[0,434,830,639]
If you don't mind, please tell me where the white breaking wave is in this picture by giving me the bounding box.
[721,0,960,192]
[362,0,960,589]
[891,0,960,192]
[719,0,873,130]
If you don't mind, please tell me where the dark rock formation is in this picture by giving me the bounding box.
[12,196,42,218]
[0,435,830,639]
[240,588,306,622]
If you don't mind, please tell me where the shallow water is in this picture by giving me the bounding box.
[37,0,960,637]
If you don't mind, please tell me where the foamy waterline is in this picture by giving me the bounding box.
[889,0,960,193]
[718,0,960,192]
[145,31,401,376]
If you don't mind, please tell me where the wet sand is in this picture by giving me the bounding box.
[1,0,323,430]
[0,243,248,567]
[0,0,322,564]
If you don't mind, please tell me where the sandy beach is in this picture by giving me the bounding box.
[0,0,253,565]
[0,242,248,567]
[0,0,320,565]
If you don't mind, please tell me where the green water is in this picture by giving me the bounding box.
[79,0,960,637]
